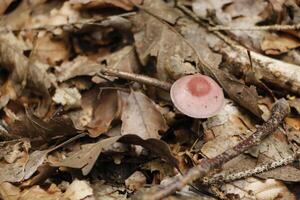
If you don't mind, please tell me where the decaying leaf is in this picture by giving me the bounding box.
[121,90,168,139]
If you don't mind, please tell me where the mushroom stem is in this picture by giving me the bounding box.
[99,68,172,91]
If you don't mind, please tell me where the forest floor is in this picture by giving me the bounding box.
[0,0,300,199]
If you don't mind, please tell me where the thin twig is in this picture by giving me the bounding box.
[209,24,300,31]
[145,99,289,200]
[99,68,172,91]
[203,153,299,185]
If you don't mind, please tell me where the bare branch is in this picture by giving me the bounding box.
[209,24,300,31]
[99,68,172,91]
[203,153,299,185]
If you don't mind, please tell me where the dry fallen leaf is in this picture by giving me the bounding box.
[87,89,119,137]
[55,56,101,82]
[33,32,69,65]
[121,90,168,139]
[201,99,255,158]
[132,11,199,82]
[261,34,300,55]
[52,136,120,175]
[63,179,93,200]
[0,0,13,15]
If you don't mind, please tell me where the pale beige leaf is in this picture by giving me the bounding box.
[63,179,93,200]
[222,177,295,200]
[52,86,82,109]
[125,171,146,191]
[0,182,20,200]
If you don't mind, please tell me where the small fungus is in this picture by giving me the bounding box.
[170,74,224,118]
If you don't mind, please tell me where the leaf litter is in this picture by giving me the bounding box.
[0,0,300,199]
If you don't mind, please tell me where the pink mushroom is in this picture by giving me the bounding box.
[170,74,224,118]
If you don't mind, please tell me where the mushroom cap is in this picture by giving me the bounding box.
[170,74,224,118]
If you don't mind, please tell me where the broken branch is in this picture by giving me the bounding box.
[146,99,290,200]
[99,68,172,91]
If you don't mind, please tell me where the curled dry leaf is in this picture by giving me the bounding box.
[121,90,168,139]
